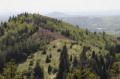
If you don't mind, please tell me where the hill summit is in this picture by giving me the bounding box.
[0,13,120,79]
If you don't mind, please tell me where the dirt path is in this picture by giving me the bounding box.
[34,28,105,53]
[39,28,74,41]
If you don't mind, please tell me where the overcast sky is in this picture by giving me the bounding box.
[0,0,120,14]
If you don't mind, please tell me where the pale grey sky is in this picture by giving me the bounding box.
[0,0,120,14]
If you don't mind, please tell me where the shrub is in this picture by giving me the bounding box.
[49,53,52,58]
[29,60,33,66]
[53,68,58,74]
[57,49,61,52]
[42,50,46,55]
[45,55,51,63]
[53,45,56,48]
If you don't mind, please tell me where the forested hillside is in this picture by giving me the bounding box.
[57,16,120,36]
[0,13,120,79]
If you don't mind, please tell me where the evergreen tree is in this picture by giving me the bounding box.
[80,48,87,70]
[56,45,70,79]
[73,56,78,68]
[94,31,97,35]
[103,31,106,40]
[0,60,22,79]
[49,53,52,58]
[92,51,95,58]
[34,60,44,79]
[48,65,52,74]
[101,65,108,79]
[100,56,104,66]
[45,55,51,63]
[3,22,7,28]
[42,50,46,55]
[70,55,72,62]
[86,29,89,35]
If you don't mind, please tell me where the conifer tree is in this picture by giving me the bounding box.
[0,60,22,79]
[86,29,89,35]
[3,22,7,28]
[48,65,52,74]
[49,53,52,58]
[92,51,95,58]
[80,48,87,70]
[56,45,70,79]
[73,56,78,68]
[42,49,46,55]
[70,55,72,62]
[34,60,44,79]
[45,55,51,63]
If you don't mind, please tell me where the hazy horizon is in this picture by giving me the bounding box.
[1,0,120,14]
[1,10,120,16]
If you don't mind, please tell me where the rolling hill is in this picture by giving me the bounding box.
[0,13,120,79]
[57,16,120,36]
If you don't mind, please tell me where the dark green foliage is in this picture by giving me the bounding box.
[49,53,52,58]
[48,65,52,74]
[28,54,34,59]
[94,31,97,35]
[86,29,89,35]
[53,68,58,74]
[83,46,91,52]
[70,44,72,49]
[73,56,78,68]
[66,68,100,79]
[34,61,44,79]
[0,60,23,79]
[0,13,119,79]
[99,56,104,66]
[45,55,51,63]
[0,13,55,72]
[103,31,106,40]
[53,45,56,48]
[3,22,7,28]
[29,60,33,66]
[42,50,46,55]
[56,45,70,79]
[101,66,109,79]
[70,55,72,62]
[80,49,87,70]
[92,51,95,58]
[57,48,61,52]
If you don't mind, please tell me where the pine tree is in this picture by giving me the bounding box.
[3,22,7,28]
[70,55,72,62]
[0,60,22,79]
[73,56,78,68]
[49,53,52,58]
[103,31,106,40]
[56,45,70,79]
[34,60,44,79]
[80,48,87,70]
[42,49,46,55]
[94,31,97,35]
[102,65,108,79]
[100,56,104,66]
[86,29,89,35]
[45,55,51,63]
[92,51,95,58]
[48,65,52,74]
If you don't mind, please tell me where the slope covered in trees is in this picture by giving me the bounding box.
[57,16,120,36]
[0,13,120,79]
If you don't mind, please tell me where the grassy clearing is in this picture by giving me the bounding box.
[17,39,106,79]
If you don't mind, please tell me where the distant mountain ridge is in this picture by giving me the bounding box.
[45,10,120,17]
[45,12,70,17]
